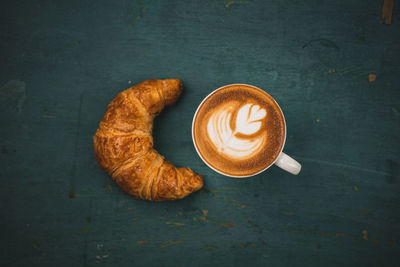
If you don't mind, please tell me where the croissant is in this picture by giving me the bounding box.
[93,79,203,201]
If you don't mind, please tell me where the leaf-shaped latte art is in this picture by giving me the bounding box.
[235,104,267,135]
[207,103,267,158]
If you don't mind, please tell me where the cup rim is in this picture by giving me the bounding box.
[191,83,287,178]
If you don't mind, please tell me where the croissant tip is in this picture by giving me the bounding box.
[162,78,182,86]
[162,79,183,106]
[193,173,204,190]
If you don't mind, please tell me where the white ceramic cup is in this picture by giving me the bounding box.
[192,84,301,177]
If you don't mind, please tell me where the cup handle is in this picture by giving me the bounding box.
[274,152,301,175]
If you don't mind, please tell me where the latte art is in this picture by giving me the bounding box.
[207,103,267,158]
[192,84,286,177]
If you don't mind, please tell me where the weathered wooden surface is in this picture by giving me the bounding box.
[0,0,399,266]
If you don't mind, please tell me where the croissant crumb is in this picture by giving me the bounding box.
[93,79,203,201]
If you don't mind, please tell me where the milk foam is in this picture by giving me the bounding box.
[207,102,267,158]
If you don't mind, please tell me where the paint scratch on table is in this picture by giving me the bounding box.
[232,242,257,249]
[204,190,248,208]
[327,66,372,76]
[287,228,381,244]
[328,68,352,75]
[361,229,368,240]
[381,0,394,24]
[165,221,185,226]
[220,222,235,227]
[204,244,219,250]
[220,196,247,208]
[95,254,109,263]
[42,115,57,119]
[202,209,209,216]
[368,74,376,82]
[303,39,339,49]
[193,216,236,227]
[225,0,247,8]
[160,240,185,248]
[293,156,399,177]
[137,238,152,244]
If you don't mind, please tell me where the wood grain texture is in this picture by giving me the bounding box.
[0,0,399,266]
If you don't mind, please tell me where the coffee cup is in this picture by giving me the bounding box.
[192,84,301,177]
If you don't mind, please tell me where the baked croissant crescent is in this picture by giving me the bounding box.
[93,79,203,201]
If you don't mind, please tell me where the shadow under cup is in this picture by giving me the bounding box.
[192,84,286,178]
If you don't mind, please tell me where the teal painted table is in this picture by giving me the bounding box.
[1,0,399,266]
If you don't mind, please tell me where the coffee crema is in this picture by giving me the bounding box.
[192,84,286,177]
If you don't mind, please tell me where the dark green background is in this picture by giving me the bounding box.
[1,0,399,266]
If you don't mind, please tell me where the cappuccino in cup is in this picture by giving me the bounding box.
[192,84,300,177]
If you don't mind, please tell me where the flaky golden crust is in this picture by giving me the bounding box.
[93,79,203,201]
